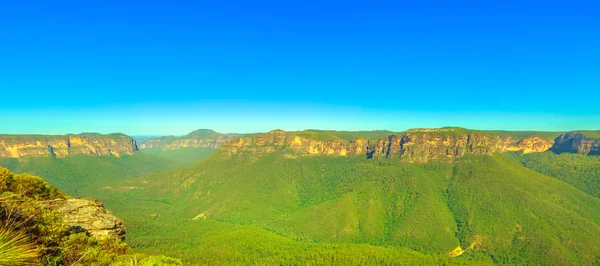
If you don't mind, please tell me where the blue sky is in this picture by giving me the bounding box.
[1,0,599,135]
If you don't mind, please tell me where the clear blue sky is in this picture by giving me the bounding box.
[1,0,599,135]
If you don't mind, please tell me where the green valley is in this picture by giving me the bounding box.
[1,128,599,265]
[0,153,181,196]
[6,3,600,265]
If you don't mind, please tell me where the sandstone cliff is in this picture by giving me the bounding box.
[222,128,557,162]
[224,129,371,158]
[0,133,138,158]
[370,129,554,163]
[139,129,243,150]
[40,198,126,239]
[551,132,600,155]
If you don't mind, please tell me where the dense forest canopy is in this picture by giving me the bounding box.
[1,129,599,265]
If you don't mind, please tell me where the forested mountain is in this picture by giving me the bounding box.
[1,128,599,265]
[134,129,245,164]
[138,129,244,150]
[92,128,600,265]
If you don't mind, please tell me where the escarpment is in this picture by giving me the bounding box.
[551,132,600,155]
[139,129,243,150]
[224,129,371,157]
[370,131,554,163]
[0,134,138,158]
[222,128,565,162]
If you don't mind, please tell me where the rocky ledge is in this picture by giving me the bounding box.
[40,198,125,239]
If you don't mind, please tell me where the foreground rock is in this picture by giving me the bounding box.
[41,198,126,239]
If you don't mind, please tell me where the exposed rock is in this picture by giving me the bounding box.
[224,130,370,157]
[40,198,125,239]
[0,134,138,158]
[514,137,554,154]
[371,132,553,163]
[551,132,600,155]
[222,129,557,163]
[139,129,243,150]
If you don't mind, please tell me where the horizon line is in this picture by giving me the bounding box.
[2,126,599,137]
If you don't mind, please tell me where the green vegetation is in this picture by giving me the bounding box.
[406,127,562,140]
[122,217,476,265]
[486,130,563,140]
[141,129,244,147]
[576,130,600,139]
[88,148,600,265]
[0,153,181,196]
[140,147,217,165]
[448,154,600,265]
[518,152,600,198]
[0,228,37,266]
[2,130,600,265]
[183,129,238,139]
[293,130,394,142]
[0,167,182,265]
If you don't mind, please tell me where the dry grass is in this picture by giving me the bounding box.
[0,228,38,266]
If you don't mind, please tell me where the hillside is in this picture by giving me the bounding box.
[1,128,598,265]
[518,152,600,198]
[0,153,182,196]
[0,167,181,265]
[92,128,600,265]
[140,147,218,165]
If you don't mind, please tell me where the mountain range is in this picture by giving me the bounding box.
[0,127,599,265]
[2,127,598,160]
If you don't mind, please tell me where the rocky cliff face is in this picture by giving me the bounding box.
[370,130,553,163]
[139,129,242,150]
[40,198,125,239]
[0,134,138,158]
[224,129,371,158]
[551,132,600,155]
[223,129,556,162]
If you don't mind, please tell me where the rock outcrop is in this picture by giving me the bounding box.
[551,132,600,155]
[370,130,553,163]
[0,134,138,158]
[139,129,243,150]
[222,128,557,162]
[224,129,371,157]
[41,198,125,239]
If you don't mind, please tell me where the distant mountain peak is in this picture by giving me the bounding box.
[188,129,218,133]
[78,132,102,136]
[140,130,244,150]
[184,129,220,138]
[406,127,469,133]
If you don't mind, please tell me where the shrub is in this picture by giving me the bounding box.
[0,167,14,192]
[0,228,38,266]
[11,173,63,200]
[114,254,184,266]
